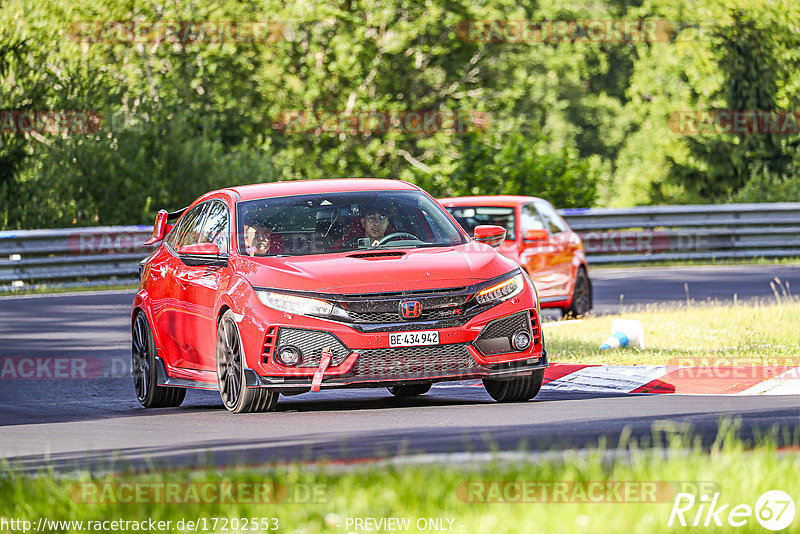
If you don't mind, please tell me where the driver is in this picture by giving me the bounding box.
[333,202,392,249]
[360,204,390,246]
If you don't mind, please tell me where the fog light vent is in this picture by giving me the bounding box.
[276,345,302,366]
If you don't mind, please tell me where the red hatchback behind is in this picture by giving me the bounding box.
[439,196,592,317]
[132,180,547,412]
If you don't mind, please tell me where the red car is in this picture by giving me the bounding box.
[439,196,592,318]
[132,180,547,413]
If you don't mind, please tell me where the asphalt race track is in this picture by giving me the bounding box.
[1,264,799,473]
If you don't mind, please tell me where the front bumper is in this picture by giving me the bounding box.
[256,348,547,390]
[238,294,547,390]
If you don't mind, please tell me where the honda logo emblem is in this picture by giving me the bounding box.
[400,300,422,319]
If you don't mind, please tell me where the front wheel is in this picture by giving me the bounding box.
[131,311,186,408]
[216,310,279,413]
[563,267,592,318]
[483,369,544,402]
[387,383,432,397]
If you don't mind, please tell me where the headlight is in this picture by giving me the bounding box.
[256,291,350,320]
[475,272,525,305]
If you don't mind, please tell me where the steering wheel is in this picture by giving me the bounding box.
[376,232,420,246]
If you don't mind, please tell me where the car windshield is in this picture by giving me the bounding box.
[236,190,467,257]
[445,206,515,239]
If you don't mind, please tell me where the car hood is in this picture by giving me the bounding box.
[235,243,519,294]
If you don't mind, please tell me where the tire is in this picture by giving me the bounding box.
[563,266,592,318]
[483,368,544,402]
[131,311,186,408]
[387,383,432,397]
[216,310,279,413]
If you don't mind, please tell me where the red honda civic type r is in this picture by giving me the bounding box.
[132,179,547,413]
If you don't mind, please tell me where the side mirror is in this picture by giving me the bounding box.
[177,242,227,266]
[144,210,169,245]
[178,243,220,255]
[523,228,549,242]
[473,225,507,248]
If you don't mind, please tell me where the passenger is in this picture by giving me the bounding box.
[244,224,277,256]
[243,224,257,255]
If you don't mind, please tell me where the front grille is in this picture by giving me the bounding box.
[480,312,529,339]
[347,307,462,324]
[474,312,531,356]
[350,343,481,380]
[334,286,473,329]
[275,328,350,367]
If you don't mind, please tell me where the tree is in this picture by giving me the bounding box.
[668,10,795,200]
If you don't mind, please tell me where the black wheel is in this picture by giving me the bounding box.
[216,310,278,413]
[563,267,592,318]
[131,311,186,408]
[483,369,544,402]
[387,383,432,397]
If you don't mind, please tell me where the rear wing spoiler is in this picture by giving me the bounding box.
[143,206,188,245]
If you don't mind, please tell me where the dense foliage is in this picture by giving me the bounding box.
[1,0,799,229]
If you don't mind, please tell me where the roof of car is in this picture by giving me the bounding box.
[438,195,546,207]
[222,179,420,201]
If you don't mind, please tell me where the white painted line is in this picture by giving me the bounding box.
[545,365,668,393]
[738,367,800,395]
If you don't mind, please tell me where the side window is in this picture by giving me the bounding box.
[536,202,567,234]
[200,201,228,252]
[521,204,547,231]
[166,208,197,249]
[175,204,209,249]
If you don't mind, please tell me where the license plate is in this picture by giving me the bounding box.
[388,330,439,347]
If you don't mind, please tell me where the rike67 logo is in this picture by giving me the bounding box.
[669,490,795,531]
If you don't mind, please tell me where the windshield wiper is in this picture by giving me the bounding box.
[370,241,449,250]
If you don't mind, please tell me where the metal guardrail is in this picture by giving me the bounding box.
[1,203,799,291]
[0,226,152,291]
[561,203,800,264]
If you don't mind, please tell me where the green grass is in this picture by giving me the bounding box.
[2,426,798,533]
[546,296,800,366]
